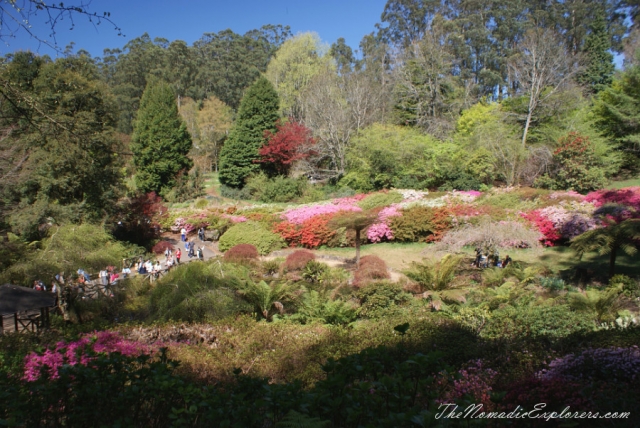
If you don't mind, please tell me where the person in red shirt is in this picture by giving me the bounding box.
[176,248,181,263]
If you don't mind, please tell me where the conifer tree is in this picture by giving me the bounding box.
[578,13,615,94]
[131,79,193,195]
[219,76,280,188]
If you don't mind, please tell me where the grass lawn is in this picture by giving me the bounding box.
[316,241,640,280]
[606,177,640,189]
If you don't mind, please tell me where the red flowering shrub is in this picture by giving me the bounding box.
[223,244,259,262]
[151,240,174,255]
[284,250,316,271]
[520,210,561,246]
[274,214,336,249]
[389,206,452,243]
[353,255,390,287]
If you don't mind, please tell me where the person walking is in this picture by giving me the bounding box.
[176,248,181,263]
[180,227,187,242]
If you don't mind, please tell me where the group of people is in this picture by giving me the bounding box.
[473,248,512,269]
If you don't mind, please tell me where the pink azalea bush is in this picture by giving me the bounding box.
[282,203,362,224]
[24,331,153,381]
[222,214,248,223]
[367,223,394,243]
[170,217,196,233]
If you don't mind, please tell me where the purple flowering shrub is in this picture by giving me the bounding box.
[436,360,497,408]
[23,331,153,381]
[537,346,640,383]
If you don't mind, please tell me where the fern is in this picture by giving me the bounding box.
[276,410,330,428]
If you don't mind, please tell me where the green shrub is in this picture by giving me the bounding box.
[223,244,260,262]
[260,176,306,203]
[538,277,571,292]
[148,262,250,322]
[194,198,209,209]
[357,191,403,210]
[290,289,357,325]
[389,206,452,243]
[609,274,639,297]
[356,281,412,319]
[218,221,285,255]
[482,305,595,343]
[220,184,252,200]
[302,260,330,283]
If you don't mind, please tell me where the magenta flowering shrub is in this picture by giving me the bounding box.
[282,203,361,224]
[378,205,402,221]
[537,346,640,383]
[23,331,152,381]
[585,187,640,211]
[436,360,497,408]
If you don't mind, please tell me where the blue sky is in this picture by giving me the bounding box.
[2,0,388,58]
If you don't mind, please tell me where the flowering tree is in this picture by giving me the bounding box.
[260,119,316,176]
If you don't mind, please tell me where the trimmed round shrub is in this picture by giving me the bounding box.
[219,221,285,255]
[353,255,390,287]
[284,250,316,271]
[223,244,259,262]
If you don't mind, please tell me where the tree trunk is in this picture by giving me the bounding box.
[522,109,533,147]
[355,228,361,265]
[609,248,618,278]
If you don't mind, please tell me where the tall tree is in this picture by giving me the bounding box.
[218,77,279,188]
[329,37,355,74]
[507,28,577,147]
[593,62,640,169]
[0,53,121,238]
[265,32,334,120]
[577,13,615,93]
[131,80,192,195]
[195,96,234,172]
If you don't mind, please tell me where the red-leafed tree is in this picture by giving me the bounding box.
[260,119,315,175]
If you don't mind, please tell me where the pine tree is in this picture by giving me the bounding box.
[131,79,193,195]
[578,13,614,94]
[218,76,279,188]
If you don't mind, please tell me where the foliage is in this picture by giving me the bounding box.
[585,187,640,213]
[404,255,466,310]
[342,124,437,191]
[284,250,316,272]
[289,289,356,325]
[301,260,330,283]
[237,279,298,320]
[593,60,640,169]
[538,277,570,292]
[151,240,174,255]
[568,286,625,323]
[577,13,615,94]
[329,210,379,262]
[570,219,640,277]
[258,175,307,203]
[260,119,316,176]
[481,305,595,343]
[131,79,193,196]
[148,261,250,322]
[353,255,390,287]
[535,132,608,193]
[357,191,403,210]
[0,54,121,239]
[389,206,452,243]
[265,32,333,119]
[218,76,280,188]
[356,281,412,319]
[1,224,133,287]
[609,274,639,298]
[219,222,285,255]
